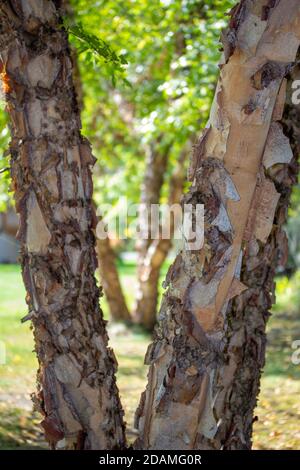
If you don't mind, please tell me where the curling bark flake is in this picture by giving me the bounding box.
[135,0,300,450]
[0,1,125,449]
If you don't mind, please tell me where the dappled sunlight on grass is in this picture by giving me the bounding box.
[0,403,45,450]
[253,377,300,449]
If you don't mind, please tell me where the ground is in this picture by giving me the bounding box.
[0,263,299,450]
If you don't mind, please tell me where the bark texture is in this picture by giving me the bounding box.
[135,0,300,450]
[0,0,125,450]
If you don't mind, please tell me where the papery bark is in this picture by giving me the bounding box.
[0,0,125,450]
[219,63,300,450]
[135,0,300,450]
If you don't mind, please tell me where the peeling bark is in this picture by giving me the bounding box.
[135,0,300,450]
[0,0,125,450]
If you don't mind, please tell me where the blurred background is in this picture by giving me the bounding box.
[0,0,300,449]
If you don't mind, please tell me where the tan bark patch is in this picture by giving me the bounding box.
[26,191,51,253]
[27,55,60,89]
[263,122,293,169]
[254,178,280,243]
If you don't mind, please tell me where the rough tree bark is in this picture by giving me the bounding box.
[135,0,300,450]
[0,0,125,450]
[221,58,300,451]
[134,145,189,330]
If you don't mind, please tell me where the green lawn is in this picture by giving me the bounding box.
[0,264,299,449]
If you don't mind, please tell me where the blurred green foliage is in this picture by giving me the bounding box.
[0,0,236,217]
[275,270,300,314]
[1,0,299,264]
[69,0,235,210]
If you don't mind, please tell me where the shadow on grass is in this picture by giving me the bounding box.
[0,404,46,450]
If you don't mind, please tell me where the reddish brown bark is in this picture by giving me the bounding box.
[0,0,125,449]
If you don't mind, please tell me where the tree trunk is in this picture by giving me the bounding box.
[0,0,125,450]
[135,0,300,450]
[134,146,189,330]
[97,236,131,322]
[213,64,300,450]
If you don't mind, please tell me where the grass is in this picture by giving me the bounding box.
[0,264,299,449]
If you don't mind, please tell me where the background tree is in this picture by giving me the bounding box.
[70,0,234,329]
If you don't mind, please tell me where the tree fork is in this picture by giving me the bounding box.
[135,0,300,450]
[0,0,125,450]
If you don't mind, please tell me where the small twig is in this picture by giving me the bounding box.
[0,167,9,174]
[21,311,34,323]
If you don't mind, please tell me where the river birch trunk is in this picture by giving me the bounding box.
[135,0,300,450]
